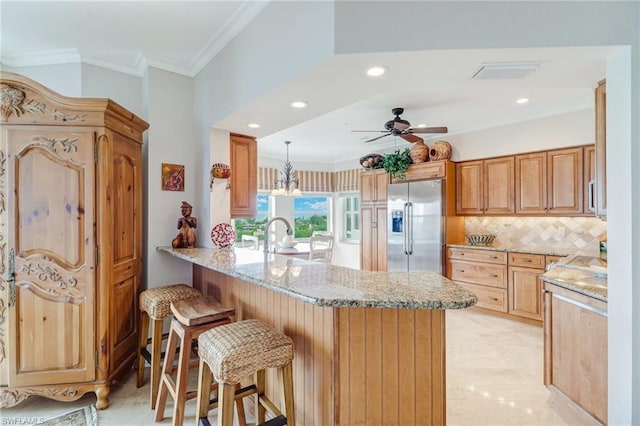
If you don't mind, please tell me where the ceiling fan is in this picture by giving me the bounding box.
[352,107,448,143]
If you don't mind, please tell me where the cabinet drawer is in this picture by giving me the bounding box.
[448,260,507,288]
[447,248,507,264]
[458,282,508,313]
[509,253,545,269]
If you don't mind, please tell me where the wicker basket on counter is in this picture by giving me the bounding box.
[466,234,497,246]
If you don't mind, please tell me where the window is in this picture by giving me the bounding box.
[342,194,360,242]
[293,196,329,239]
[233,194,269,242]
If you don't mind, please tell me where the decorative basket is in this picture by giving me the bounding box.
[359,153,384,169]
[429,140,452,161]
[409,141,429,164]
[466,234,497,246]
[211,163,231,179]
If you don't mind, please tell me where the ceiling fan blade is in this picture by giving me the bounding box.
[401,134,424,143]
[409,126,448,134]
[363,133,391,143]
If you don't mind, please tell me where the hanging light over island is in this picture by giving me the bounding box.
[272,141,302,196]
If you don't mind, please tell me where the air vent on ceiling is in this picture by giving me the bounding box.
[472,62,541,79]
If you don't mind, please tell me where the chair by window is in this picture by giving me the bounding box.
[311,230,333,237]
[308,235,334,263]
[241,234,259,250]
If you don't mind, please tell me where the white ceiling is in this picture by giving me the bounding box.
[1,1,616,165]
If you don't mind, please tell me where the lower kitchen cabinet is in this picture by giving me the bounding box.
[360,204,387,271]
[543,283,607,424]
[508,253,545,321]
[447,247,564,324]
[447,248,508,313]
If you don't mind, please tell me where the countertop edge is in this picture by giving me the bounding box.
[539,275,607,303]
[157,246,478,310]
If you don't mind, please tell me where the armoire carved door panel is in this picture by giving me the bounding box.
[6,128,96,387]
[108,133,142,372]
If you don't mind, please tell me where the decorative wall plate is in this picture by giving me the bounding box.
[210,223,236,248]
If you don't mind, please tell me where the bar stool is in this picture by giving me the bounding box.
[154,296,241,426]
[138,284,202,408]
[196,319,295,426]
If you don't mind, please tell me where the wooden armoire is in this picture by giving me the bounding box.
[0,72,148,409]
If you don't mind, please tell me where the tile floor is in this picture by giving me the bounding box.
[1,309,578,425]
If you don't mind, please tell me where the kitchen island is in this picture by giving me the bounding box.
[158,246,476,425]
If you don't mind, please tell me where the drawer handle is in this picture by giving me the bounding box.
[457,269,465,273]
[490,297,499,301]
[491,274,499,278]
[524,259,533,263]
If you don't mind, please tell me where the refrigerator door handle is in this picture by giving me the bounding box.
[407,202,413,255]
[403,202,409,255]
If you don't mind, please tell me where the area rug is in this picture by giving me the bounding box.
[36,405,97,426]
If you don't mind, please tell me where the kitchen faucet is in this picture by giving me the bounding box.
[263,217,293,254]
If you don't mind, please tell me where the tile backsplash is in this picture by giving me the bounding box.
[464,217,607,256]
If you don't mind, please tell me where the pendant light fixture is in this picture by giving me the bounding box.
[272,141,302,196]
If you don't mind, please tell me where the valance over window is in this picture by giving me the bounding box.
[258,167,362,193]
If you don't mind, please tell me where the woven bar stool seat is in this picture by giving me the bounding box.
[140,284,202,321]
[154,296,240,426]
[196,319,295,426]
[137,284,202,409]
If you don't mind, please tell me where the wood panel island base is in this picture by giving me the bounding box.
[159,247,477,426]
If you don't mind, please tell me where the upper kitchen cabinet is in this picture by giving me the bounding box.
[515,146,588,215]
[456,157,515,215]
[230,133,257,218]
[360,169,388,271]
[360,168,388,203]
[594,79,607,219]
[547,147,584,214]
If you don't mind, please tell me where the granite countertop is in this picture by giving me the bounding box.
[447,243,574,257]
[158,246,477,310]
[540,255,607,302]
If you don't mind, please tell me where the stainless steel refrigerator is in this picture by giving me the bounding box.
[388,179,444,273]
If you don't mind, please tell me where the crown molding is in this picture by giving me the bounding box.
[188,1,269,77]
[1,49,81,68]
[0,1,269,78]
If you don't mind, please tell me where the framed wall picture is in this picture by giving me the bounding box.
[161,163,185,191]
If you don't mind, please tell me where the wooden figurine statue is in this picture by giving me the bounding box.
[172,201,197,248]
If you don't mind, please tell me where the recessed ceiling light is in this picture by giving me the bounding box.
[248,123,260,129]
[290,101,308,109]
[366,66,387,77]
[516,98,530,104]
